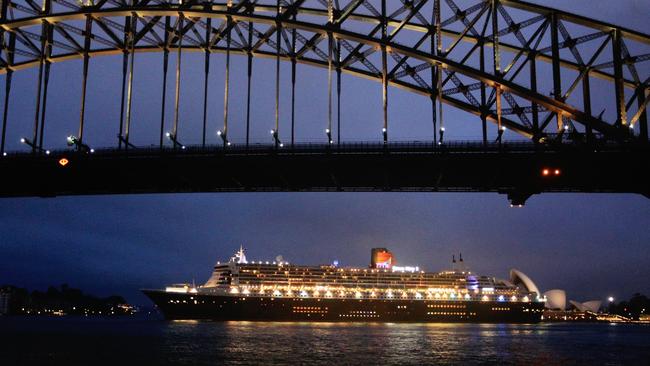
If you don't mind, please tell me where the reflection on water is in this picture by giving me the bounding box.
[1,317,649,365]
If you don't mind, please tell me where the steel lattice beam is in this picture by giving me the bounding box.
[0,0,648,150]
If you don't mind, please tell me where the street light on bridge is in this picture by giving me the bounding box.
[217,130,231,147]
[66,135,92,153]
[271,129,282,148]
[20,137,50,155]
[496,126,506,144]
[165,132,185,150]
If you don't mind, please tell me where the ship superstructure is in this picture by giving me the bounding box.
[143,247,544,322]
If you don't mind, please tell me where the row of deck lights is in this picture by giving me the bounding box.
[229,288,531,302]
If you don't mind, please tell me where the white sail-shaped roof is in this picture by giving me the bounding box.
[543,289,567,310]
[509,269,540,297]
[570,300,602,313]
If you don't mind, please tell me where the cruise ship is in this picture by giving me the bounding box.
[143,247,545,322]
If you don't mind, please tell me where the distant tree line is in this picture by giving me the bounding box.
[608,293,649,320]
[0,284,133,316]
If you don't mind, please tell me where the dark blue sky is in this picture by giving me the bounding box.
[1,1,649,306]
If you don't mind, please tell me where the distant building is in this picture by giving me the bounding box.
[540,289,605,322]
[0,290,10,315]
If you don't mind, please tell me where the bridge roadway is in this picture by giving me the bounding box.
[1,141,648,205]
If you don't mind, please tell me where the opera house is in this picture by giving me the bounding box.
[509,269,603,321]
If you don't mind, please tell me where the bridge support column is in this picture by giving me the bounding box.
[31,22,46,154]
[491,0,500,75]
[38,23,52,152]
[435,0,443,145]
[159,16,170,150]
[0,33,14,156]
[529,52,539,143]
[291,20,296,147]
[222,13,231,148]
[246,21,253,149]
[550,12,564,132]
[582,70,593,143]
[274,0,281,148]
[336,39,341,146]
[37,0,51,152]
[118,16,129,150]
[381,0,388,143]
[327,31,333,144]
[202,17,211,148]
[78,15,93,149]
[124,14,137,150]
[480,40,487,147]
[172,13,184,147]
[612,29,627,127]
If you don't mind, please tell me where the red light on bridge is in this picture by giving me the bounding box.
[58,158,69,167]
[541,168,562,177]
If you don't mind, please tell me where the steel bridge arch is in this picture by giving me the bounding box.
[0,0,649,151]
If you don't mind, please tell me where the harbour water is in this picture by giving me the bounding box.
[1,317,649,365]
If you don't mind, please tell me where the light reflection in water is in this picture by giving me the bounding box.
[157,321,650,365]
[1,318,649,365]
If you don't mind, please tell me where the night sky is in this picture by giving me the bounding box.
[1,1,649,306]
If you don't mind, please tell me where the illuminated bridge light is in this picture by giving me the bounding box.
[542,168,562,177]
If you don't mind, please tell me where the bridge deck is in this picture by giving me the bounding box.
[1,142,648,204]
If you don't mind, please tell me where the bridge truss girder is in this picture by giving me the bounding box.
[0,0,649,154]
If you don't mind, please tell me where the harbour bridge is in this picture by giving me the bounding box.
[0,0,648,205]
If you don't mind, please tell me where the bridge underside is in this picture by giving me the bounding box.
[1,143,648,205]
